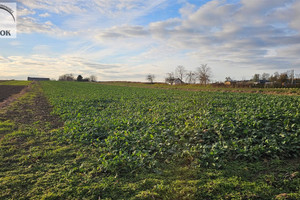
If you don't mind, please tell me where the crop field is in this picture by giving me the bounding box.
[0,81,299,199]
[101,81,300,95]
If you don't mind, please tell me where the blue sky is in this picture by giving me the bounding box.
[0,0,299,81]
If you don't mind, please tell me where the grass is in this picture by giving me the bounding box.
[0,81,299,199]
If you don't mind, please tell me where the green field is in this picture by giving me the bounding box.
[0,81,299,199]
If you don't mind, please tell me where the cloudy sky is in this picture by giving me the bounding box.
[0,0,299,82]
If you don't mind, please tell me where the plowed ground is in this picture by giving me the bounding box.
[0,85,26,102]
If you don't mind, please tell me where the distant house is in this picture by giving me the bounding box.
[253,80,268,85]
[174,78,184,85]
[225,80,237,86]
[27,77,50,81]
[225,80,253,87]
[166,78,184,85]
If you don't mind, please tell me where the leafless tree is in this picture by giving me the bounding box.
[261,73,270,81]
[269,72,279,82]
[287,70,295,84]
[59,74,74,81]
[146,74,155,84]
[90,75,97,82]
[252,74,260,82]
[175,65,186,81]
[186,71,196,84]
[165,72,175,85]
[196,64,212,85]
[225,77,232,82]
[278,73,288,84]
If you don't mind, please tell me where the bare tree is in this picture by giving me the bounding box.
[287,70,294,84]
[225,77,232,82]
[278,73,288,84]
[261,73,270,81]
[186,71,196,84]
[59,74,74,81]
[196,64,212,85]
[165,72,175,85]
[269,72,279,82]
[252,74,260,82]
[175,65,186,81]
[90,75,97,82]
[146,74,155,84]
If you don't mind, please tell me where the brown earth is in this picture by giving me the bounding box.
[0,85,26,102]
[0,85,30,110]
[1,85,63,130]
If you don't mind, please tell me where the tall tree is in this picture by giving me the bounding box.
[252,74,260,82]
[175,65,186,81]
[186,71,196,84]
[287,70,295,84]
[261,73,270,81]
[165,72,175,85]
[77,75,83,81]
[59,74,74,81]
[225,77,232,82]
[278,73,288,84]
[146,74,155,84]
[90,75,97,82]
[269,72,279,82]
[196,64,212,85]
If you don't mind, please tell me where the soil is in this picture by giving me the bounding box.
[3,91,63,130]
[0,85,26,102]
[0,83,63,130]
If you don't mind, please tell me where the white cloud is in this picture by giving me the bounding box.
[39,12,50,17]
[17,0,86,14]
[17,16,56,34]
[95,25,149,40]
[17,0,170,25]
[0,54,151,81]
[179,3,196,18]
[17,7,35,16]
[287,1,300,31]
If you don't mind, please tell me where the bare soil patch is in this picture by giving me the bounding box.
[2,86,63,130]
[0,85,30,109]
[0,85,26,102]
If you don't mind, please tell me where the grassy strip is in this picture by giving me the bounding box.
[100,81,300,95]
[0,80,31,86]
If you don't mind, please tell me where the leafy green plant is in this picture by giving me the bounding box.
[41,82,300,172]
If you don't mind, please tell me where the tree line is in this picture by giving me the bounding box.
[224,70,299,87]
[147,66,299,88]
[147,64,213,85]
[58,74,97,82]
[250,70,296,84]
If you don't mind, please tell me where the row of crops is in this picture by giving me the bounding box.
[41,81,300,173]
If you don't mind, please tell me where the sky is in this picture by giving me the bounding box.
[0,0,300,82]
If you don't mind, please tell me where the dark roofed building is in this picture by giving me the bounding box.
[28,77,50,81]
[174,78,184,85]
